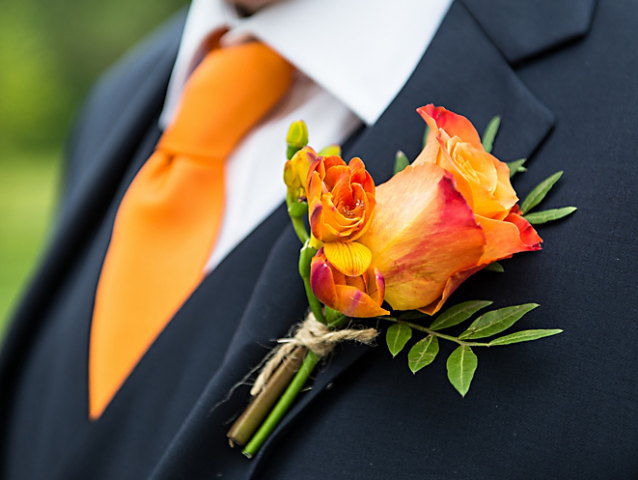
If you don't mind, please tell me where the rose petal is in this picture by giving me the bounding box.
[451,140,497,192]
[492,156,518,216]
[417,104,483,150]
[419,265,484,315]
[360,163,486,311]
[504,210,543,248]
[474,213,542,265]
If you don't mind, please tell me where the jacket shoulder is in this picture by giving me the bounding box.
[62,9,186,199]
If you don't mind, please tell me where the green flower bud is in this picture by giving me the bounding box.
[286,120,309,159]
[318,144,341,157]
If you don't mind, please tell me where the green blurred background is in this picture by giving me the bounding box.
[0,0,188,339]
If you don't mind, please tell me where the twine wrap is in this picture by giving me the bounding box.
[250,313,378,396]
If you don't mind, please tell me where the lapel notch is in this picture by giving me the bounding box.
[346,0,555,187]
[460,0,599,64]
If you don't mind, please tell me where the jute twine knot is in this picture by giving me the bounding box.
[250,313,378,396]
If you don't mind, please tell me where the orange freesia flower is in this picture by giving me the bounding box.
[310,249,389,318]
[306,155,376,243]
[283,146,317,201]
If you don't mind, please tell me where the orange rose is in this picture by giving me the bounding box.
[306,155,376,243]
[415,104,517,220]
[414,105,542,269]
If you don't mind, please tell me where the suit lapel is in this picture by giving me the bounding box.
[147,2,562,478]
[249,1,558,471]
[460,0,598,63]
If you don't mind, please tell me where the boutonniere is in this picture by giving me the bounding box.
[226,105,575,457]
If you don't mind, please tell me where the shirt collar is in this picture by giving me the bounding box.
[160,0,453,128]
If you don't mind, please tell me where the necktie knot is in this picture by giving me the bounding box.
[158,41,294,161]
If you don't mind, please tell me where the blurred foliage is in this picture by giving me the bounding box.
[0,0,188,335]
[0,153,60,331]
[0,0,188,151]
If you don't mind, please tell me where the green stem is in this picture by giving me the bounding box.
[303,276,326,324]
[298,242,325,324]
[242,350,319,458]
[327,313,349,329]
[382,317,490,348]
[290,216,309,244]
[227,347,307,446]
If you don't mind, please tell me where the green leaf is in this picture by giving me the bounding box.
[400,310,427,320]
[446,346,478,397]
[520,171,563,214]
[489,329,563,346]
[430,300,493,331]
[506,158,527,178]
[408,336,439,373]
[393,150,410,175]
[422,124,430,148]
[482,115,501,153]
[524,207,577,225]
[483,262,504,273]
[386,324,412,357]
[459,303,539,340]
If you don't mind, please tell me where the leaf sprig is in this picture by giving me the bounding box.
[481,116,576,224]
[519,171,577,223]
[382,301,562,396]
[379,114,573,396]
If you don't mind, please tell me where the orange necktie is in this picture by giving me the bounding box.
[89,41,293,420]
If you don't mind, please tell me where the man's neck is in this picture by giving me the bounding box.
[232,0,278,16]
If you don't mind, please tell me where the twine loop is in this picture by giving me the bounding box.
[250,313,378,396]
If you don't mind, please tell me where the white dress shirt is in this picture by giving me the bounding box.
[158,0,453,273]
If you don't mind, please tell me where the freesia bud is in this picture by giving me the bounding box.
[318,144,341,157]
[284,146,317,205]
[286,120,309,159]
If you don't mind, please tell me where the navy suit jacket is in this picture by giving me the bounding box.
[3,0,638,478]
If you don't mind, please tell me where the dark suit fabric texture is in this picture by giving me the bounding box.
[1,0,636,478]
